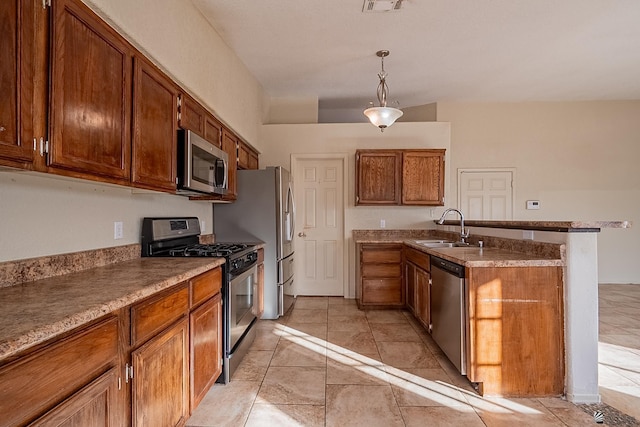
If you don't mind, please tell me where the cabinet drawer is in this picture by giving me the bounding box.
[405,247,430,272]
[362,278,403,305]
[190,267,222,308]
[361,246,402,263]
[0,316,118,427]
[131,283,189,346]
[361,263,402,278]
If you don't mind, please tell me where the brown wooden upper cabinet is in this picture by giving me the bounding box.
[355,149,445,206]
[178,94,205,137]
[131,55,179,192]
[178,93,223,148]
[221,128,238,199]
[237,140,259,170]
[355,150,402,205]
[0,0,36,169]
[2,0,255,199]
[204,115,223,149]
[49,0,133,184]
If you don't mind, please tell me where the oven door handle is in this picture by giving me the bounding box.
[230,263,258,285]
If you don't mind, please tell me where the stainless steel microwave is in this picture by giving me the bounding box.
[177,130,228,196]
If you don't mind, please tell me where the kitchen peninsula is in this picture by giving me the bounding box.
[354,219,631,403]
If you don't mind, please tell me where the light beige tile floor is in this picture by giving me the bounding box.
[188,294,638,426]
[598,284,640,421]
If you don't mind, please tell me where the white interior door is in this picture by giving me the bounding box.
[459,169,514,220]
[293,157,345,296]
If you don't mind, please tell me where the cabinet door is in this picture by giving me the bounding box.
[402,150,445,205]
[190,294,222,410]
[49,0,132,182]
[132,55,178,192]
[132,318,189,427]
[248,150,259,170]
[221,128,237,199]
[405,262,416,314]
[178,93,205,136]
[30,368,120,427]
[0,0,36,168]
[355,150,402,205]
[204,114,222,148]
[415,267,430,329]
[237,140,259,170]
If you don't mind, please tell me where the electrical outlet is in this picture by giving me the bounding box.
[380,219,386,228]
[114,221,123,239]
[523,230,534,240]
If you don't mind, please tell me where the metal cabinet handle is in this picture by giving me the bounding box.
[297,232,306,237]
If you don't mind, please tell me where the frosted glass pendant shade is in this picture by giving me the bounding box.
[364,106,404,131]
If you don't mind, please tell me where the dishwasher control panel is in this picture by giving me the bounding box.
[431,256,465,278]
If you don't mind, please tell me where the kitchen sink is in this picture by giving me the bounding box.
[413,240,455,248]
[413,240,476,248]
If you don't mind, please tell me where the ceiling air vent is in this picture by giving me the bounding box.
[362,0,403,13]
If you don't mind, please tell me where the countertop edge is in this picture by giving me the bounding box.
[436,220,632,231]
[357,239,564,268]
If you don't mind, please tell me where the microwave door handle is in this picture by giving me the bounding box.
[210,164,217,187]
[221,158,228,189]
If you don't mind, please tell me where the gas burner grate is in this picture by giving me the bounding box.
[169,243,250,257]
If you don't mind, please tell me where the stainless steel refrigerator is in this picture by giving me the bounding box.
[214,166,295,319]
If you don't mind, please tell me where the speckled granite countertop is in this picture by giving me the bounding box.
[353,230,564,268]
[403,241,564,267]
[0,257,224,361]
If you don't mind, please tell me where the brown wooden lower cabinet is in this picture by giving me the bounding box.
[30,368,120,427]
[0,315,120,427]
[414,266,430,330]
[357,243,404,308]
[404,246,431,326]
[190,294,222,410]
[132,317,189,427]
[466,266,564,396]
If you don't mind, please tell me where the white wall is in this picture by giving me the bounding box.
[84,0,265,150]
[0,172,212,262]
[437,101,640,283]
[259,122,451,297]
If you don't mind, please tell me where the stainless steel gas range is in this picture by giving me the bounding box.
[141,217,259,384]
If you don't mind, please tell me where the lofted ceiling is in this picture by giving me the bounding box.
[191,0,640,113]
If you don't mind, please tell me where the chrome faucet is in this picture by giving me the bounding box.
[437,208,470,243]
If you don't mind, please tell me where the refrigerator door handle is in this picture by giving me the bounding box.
[277,284,284,317]
[286,184,295,241]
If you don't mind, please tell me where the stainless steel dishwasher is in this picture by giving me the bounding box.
[430,256,466,375]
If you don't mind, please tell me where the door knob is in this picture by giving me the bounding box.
[297,232,306,237]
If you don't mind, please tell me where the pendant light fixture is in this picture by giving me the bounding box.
[363,50,403,132]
